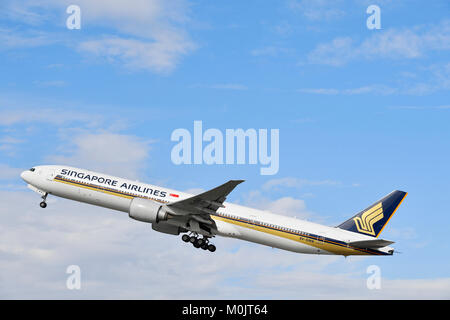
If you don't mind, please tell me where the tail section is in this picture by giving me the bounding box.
[337,190,407,237]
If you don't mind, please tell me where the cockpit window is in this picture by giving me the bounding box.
[30,168,35,172]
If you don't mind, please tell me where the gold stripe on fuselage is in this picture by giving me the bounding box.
[54,176,168,203]
[54,176,381,256]
[212,216,377,256]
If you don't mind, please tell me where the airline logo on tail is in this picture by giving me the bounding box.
[353,202,384,236]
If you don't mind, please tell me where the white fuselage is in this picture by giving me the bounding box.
[20,165,393,256]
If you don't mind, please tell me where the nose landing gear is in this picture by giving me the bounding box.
[39,193,48,208]
[181,233,216,252]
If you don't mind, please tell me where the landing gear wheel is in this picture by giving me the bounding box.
[201,243,208,250]
[182,234,190,242]
[207,244,216,252]
[40,193,48,208]
[189,236,197,243]
[193,240,201,248]
[197,238,205,246]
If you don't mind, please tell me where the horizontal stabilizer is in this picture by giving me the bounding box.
[349,239,394,249]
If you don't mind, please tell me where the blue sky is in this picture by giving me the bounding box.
[0,0,449,298]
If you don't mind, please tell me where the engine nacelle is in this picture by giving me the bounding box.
[152,222,182,235]
[129,198,169,223]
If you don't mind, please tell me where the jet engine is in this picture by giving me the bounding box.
[129,198,169,223]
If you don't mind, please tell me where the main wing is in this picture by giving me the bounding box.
[167,180,244,226]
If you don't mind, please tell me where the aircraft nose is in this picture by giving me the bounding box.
[20,170,30,183]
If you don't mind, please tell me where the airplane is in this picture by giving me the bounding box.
[20,165,407,256]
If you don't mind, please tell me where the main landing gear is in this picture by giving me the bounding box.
[181,233,216,252]
[39,193,48,208]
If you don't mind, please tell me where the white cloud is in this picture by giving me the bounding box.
[0,97,153,179]
[250,177,347,221]
[1,190,449,299]
[209,83,248,90]
[250,46,292,57]
[288,0,345,21]
[78,34,194,74]
[307,20,450,66]
[0,93,136,132]
[297,63,450,96]
[0,137,24,144]
[65,0,195,73]
[48,132,153,179]
[0,107,102,127]
[298,85,398,96]
[33,80,67,88]
[243,190,312,220]
[391,105,450,111]
[262,177,340,191]
[264,197,309,219]
[384,227,417,241]
[0,0,61,26]
[0,164,23,180]
[0,27,54,49]
[190,83,248,90]
[0,136,24,155]
[2,0,195,73]
[251,267,450,299]
[297,88,340,95]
